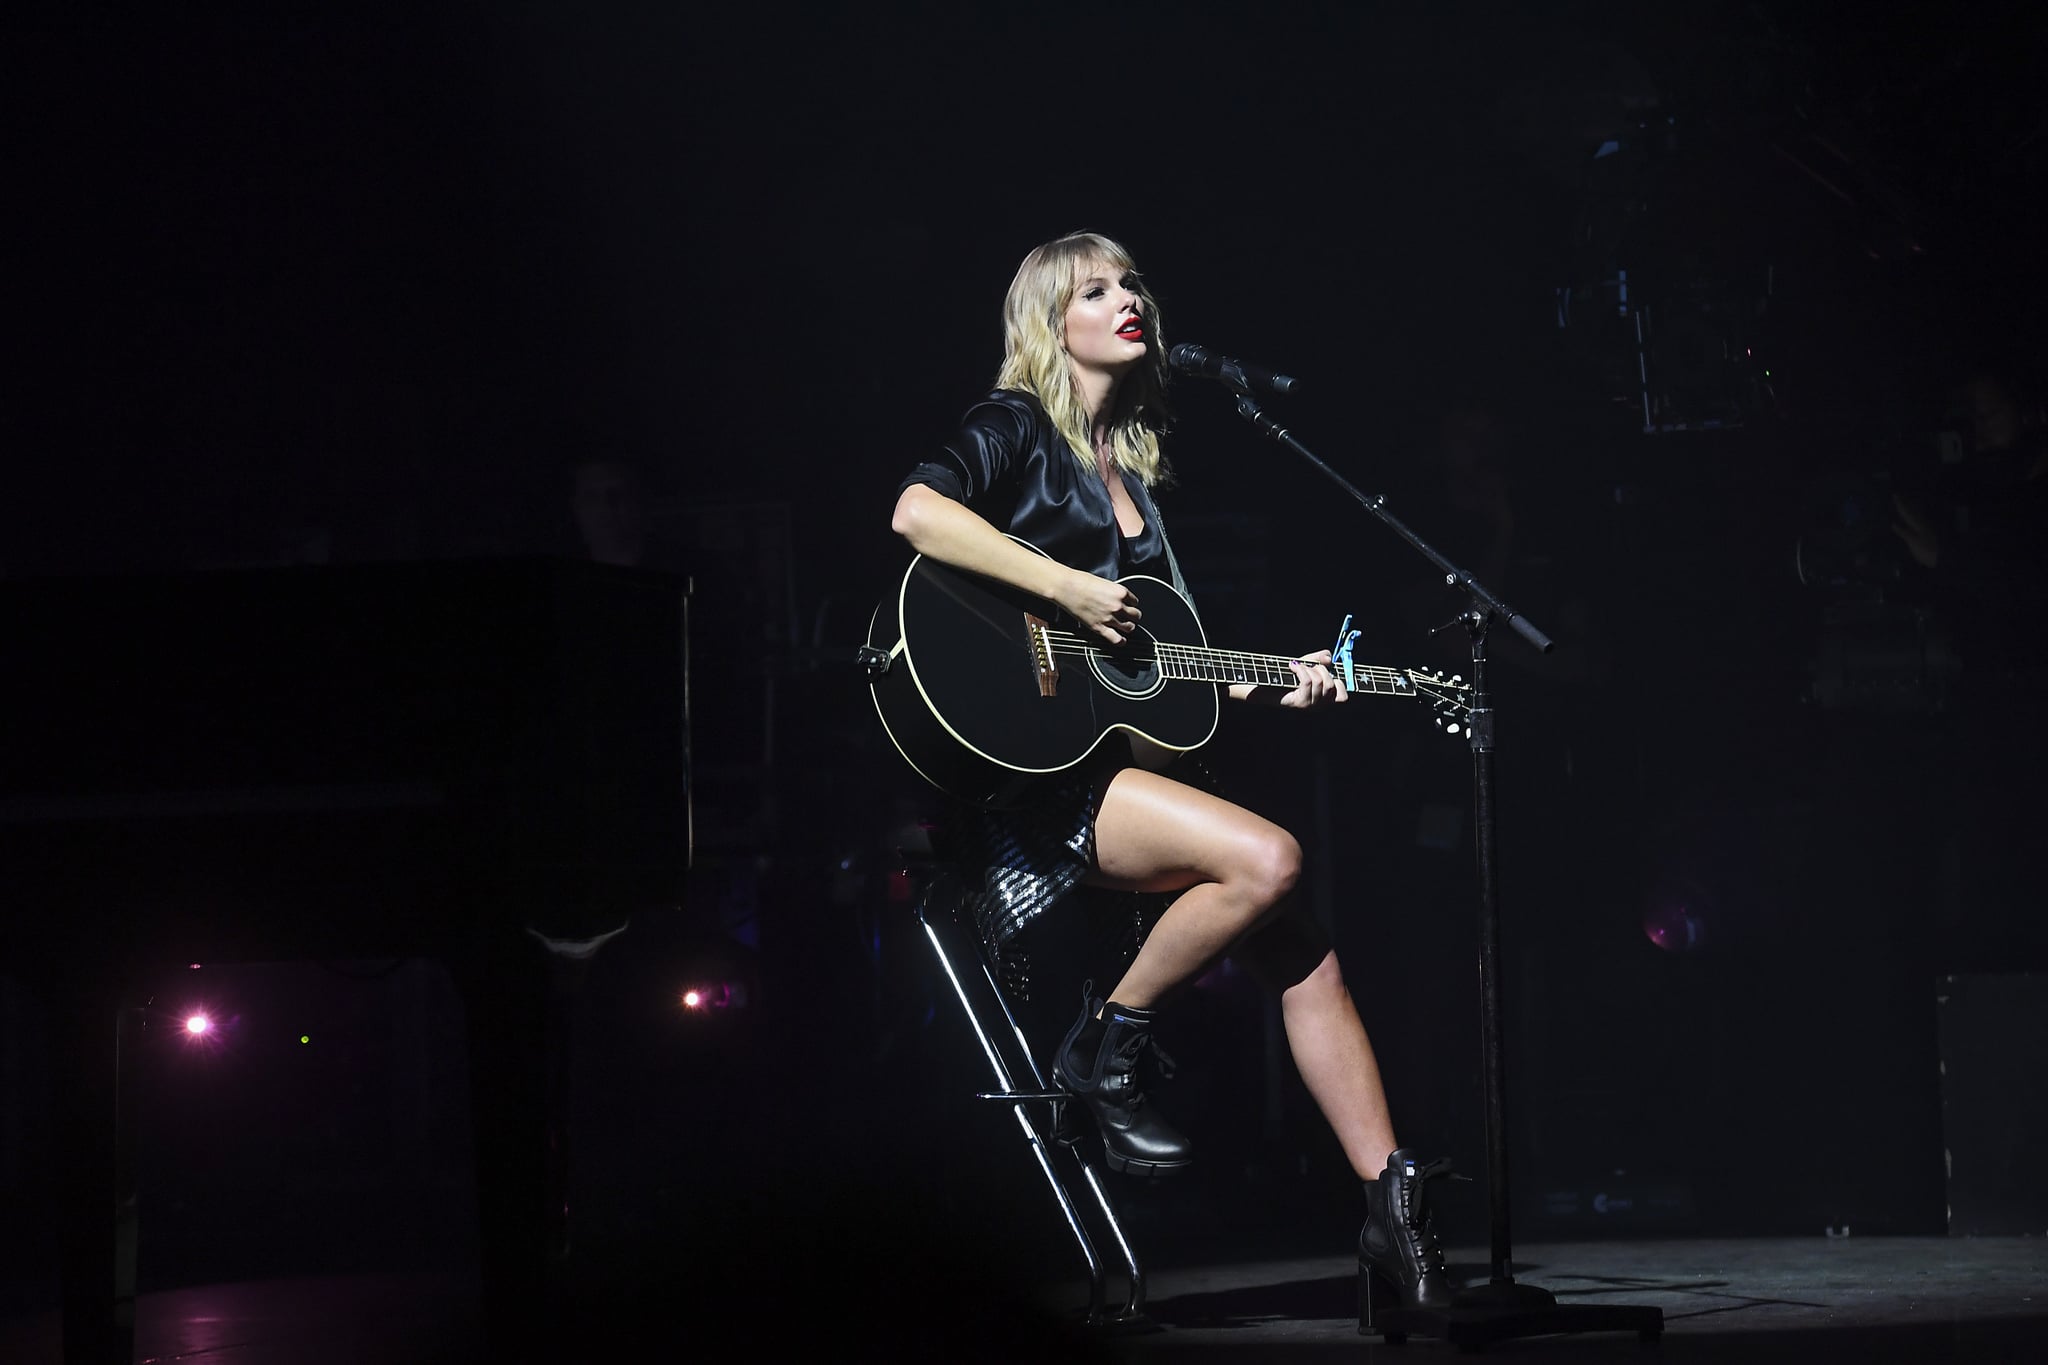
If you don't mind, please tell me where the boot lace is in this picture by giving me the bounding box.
[1106,1029,1177,1102]
[1396,1157,1453,1273]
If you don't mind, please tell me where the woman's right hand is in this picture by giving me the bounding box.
[1056,569,1143,646]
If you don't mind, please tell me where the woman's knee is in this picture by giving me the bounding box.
[1238,827,1302,912]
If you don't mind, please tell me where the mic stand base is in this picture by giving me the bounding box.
[1369,1280,1665,1348]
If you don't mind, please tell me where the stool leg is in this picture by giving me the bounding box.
[975,959,1146,1320]
[1007,1105,1106,1324]
[1076,1159,1146,1319]
[919,913,1108,1321]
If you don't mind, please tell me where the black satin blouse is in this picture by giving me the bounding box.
[898,389,1171,583]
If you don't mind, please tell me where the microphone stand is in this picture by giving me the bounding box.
[1222,389,1663,1348]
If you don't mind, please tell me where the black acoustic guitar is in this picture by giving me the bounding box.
[866,537,1473,807]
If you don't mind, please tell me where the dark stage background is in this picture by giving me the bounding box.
[7,0,2046,1305]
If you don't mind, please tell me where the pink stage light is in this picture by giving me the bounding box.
[185,1013,212,1036]
[678,982,748,1012]
[1642,895,1711,952]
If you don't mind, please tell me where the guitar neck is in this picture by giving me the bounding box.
[1153,642,1415,697]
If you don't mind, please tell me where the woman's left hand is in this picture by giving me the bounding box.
[1281,649,1348,710]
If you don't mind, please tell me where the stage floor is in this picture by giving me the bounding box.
[2,1236,2042,1361]
[1107,1236,2048,1359]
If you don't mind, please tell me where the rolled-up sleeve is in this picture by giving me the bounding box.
[897,394,1032,503]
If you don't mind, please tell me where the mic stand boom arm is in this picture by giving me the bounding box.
[1224,389,1662,1347]
[1229,394,1552,655]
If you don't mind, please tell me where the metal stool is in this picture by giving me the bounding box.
[904,852,1147,1326]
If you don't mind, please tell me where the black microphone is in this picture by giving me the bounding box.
[1168,343,1300,397]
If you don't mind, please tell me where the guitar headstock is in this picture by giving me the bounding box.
[1404,668,1474,735]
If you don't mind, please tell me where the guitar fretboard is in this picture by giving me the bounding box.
[1151,642,1416,696]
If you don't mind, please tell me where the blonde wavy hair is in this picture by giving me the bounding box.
[995,232,1173,487]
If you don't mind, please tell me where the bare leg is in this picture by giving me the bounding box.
[1239,936,1399,1181]
[1088,768,1398,1180]
[1086,768,1301,1009]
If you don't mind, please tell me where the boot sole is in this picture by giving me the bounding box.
[1053,1078,1193,1176]
[1102,1148,1192,1177]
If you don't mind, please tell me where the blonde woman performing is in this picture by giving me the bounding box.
[890,232,1457,1314]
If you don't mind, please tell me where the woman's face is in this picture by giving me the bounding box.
[1061,259,1148,378]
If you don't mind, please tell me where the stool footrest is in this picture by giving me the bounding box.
[975,1090,1065,1102]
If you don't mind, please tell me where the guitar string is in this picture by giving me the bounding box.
[1029,627,1469,700]
[1037,630,1405,667]
[1039,633,1419,669]
[1032,643,1460,695]
[1045,655,1409,684]
[1042,646,1409,678]
[1041,643,1437,680]
[1036,627,1428,674]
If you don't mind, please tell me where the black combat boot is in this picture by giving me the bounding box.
[1358,1148,1456,1331]
[1054,981,1193,1176]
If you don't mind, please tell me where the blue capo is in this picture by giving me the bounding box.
[1328,613,1360,693]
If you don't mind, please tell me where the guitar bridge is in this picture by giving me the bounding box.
[1024,613,1059,697]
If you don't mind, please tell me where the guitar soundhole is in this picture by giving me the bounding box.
[1087,631,1166,700]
